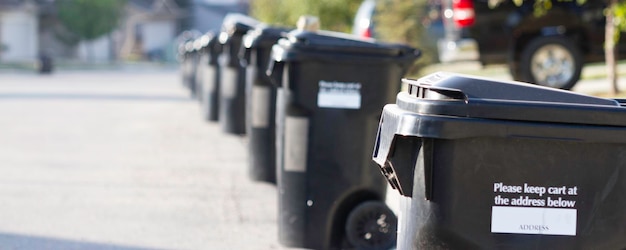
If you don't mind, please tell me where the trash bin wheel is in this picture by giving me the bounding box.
[345,201,397,250]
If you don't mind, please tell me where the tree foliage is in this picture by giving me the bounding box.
[56,0,126,41]
[374,0,438,75]
[250,0,362,32]
[512,0,587,16]
[511,0,625,40]
[613,0,626,41]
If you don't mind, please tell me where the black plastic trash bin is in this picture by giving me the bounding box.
[218,14,259,134]
[37,54,53,74]
[372,72,626,249]
[196,32,222,121]
[242,25,289,183]
[182,40,200,98]
[268,29,420,249]
[180,41,193,91]
[192,38,206,100]
[177,41,188,88]
[177,31,199,93]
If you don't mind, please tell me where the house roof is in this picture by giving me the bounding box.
[0,0,28,9]
[129,0,153,10]
[0,0,54,13]
[127,0,186,20]
[0,0,52,6]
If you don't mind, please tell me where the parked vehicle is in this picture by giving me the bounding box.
[352,0,377,38]
[439,0,626,89]
[353,0,445,53]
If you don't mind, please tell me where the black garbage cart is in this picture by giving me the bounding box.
[269,29,420,249]
[196,32,222,121]
[178,31,199,97]
[218,14,259,134]
[242,25,289,183]
[181,40,198,96]
[373,72,626,249]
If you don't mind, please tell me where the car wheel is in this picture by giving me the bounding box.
[345,201,397,250]
[518,36,582,90]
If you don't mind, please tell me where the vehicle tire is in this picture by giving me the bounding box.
[345,201,397,250]
[518,36,583,90]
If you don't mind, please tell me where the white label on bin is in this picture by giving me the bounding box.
[251,85,270,128]
[221,68,238,98]
[491,182,579,236]
[195,64,204,85]
[491,206,576,236]
[203,67,215,92]
[317,81,361,109]
[284,116,309,172]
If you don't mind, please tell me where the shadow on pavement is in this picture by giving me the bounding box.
[0,232,158,250]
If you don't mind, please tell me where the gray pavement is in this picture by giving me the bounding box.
[0,70,285,250]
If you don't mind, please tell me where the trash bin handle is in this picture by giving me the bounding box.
[404,79,467,101]
[266,60,284,88]
[238,46,251,67]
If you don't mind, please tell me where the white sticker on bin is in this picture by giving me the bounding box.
[284,116,309,172]
[491,206,577,236]
[317,80,361,109]
[251,85,270,128]
[491,182,579,236]
[221,68,238,98]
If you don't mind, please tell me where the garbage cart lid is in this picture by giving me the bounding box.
[272,30,420,63]
[193,38,204,51]
[196,32,218,48]
[400,72,626,126]
[184,41,195,53]
[243,25,290,49]
[219,14,260,44]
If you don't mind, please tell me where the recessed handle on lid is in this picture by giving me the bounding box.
[404,78,467,101]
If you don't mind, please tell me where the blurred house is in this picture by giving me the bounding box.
[119,0,187,61]
[0,0,39,63]
[0,0,251,64]
[191,0,249,33]
[119,0,251,61]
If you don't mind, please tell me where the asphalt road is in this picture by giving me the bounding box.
[0,70,285,250]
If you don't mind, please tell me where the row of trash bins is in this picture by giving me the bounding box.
[180,13,626,250]
[179,14,419,250]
